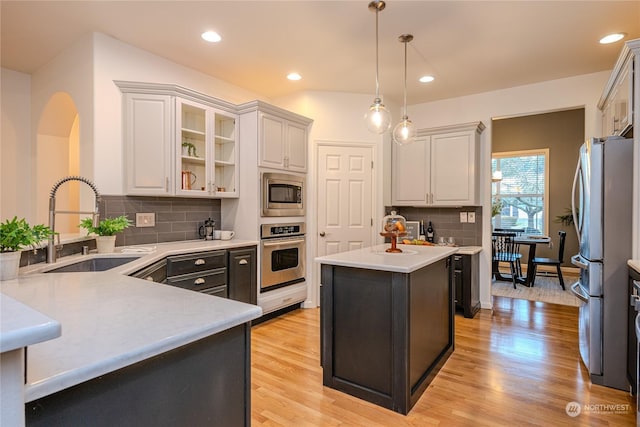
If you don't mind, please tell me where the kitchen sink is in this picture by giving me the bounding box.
[44,256,141,273]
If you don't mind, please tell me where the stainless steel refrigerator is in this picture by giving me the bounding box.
[570,136,633,391]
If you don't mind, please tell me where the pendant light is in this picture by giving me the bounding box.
[364,0,391,134]
[392,34,417,145]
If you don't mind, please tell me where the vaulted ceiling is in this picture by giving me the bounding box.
[2,1,639,105]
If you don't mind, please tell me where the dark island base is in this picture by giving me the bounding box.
[321,257,454,415]
[26,324,251,427]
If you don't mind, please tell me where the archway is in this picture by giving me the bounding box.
[36,92,80,234]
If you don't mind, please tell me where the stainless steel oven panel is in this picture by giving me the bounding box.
[260,235,306,290]
[262,172,305,217]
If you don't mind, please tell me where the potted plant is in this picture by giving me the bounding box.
[0,217,54,280]
[79,215,131,253]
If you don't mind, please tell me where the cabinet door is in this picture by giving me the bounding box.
[285,121,308,172]
[431,130,479,206]
[613,58,632,134]
[123,93,173,196]
[259,113,286,169]
[213,111,239,197]
[392,136,429,205]
[176,98,211,197]
[228,247,257,305]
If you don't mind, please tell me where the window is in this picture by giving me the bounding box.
[492,149,549,235]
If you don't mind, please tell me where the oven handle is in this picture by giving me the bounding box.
[262,238,306,248]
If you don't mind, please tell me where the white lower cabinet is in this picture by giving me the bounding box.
[392,122,484,206]
[118,81,239,198]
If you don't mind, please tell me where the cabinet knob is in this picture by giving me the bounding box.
[145,276,154,281]
[239,259,248,265]
[194,259,206,265]
[319,232,325,237]
[194,277,205,285]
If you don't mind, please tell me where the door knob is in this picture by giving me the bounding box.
[319,232,325,237]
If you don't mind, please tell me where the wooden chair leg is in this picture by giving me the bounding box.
[530,264,537,287]
[556,265,565,290]
[510,262,517,289]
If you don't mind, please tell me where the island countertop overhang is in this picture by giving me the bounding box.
[315,244,459,273]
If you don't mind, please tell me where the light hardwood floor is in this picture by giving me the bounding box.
[251,297,636,426]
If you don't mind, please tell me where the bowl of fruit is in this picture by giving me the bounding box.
[380,211,408,253]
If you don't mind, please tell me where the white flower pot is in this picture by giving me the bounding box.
[0,251,22,281]
[96,235,117,253]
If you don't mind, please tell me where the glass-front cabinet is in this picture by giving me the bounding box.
[176,98,238,198]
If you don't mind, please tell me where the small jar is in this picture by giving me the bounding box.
[381,211,407,235]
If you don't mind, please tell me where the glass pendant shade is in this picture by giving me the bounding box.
[365,98,392,134]
[393,116,417,145]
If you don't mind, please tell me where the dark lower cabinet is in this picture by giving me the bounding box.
[26,324,252,427]
[453,253,480,318]
[320,257,454,415]
[129,246,258,306]
[228,247,257,305]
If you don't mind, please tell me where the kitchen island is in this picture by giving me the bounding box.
[316,244,457,415]
[0,239,261,426]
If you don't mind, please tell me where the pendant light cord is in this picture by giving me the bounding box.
[402,38,407,118]
[375,8,380,99]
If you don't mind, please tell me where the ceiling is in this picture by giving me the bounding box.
[2,1,639,105]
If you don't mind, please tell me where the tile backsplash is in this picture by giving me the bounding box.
[384,206,482,246]
[102,195,221,247]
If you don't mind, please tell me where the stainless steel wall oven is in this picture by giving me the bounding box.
[260,222,305,292]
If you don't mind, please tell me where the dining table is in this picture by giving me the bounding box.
[493,234,551,287]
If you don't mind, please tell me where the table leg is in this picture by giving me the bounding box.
[524,243,537,287]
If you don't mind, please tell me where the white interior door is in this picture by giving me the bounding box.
[317,144,374,257]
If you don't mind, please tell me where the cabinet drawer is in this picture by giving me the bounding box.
[166,268,226,292]
[201,285,228,299]
[131,260,167,283]
[166,250,226,276]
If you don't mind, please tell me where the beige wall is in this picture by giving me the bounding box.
[492,108,585,265]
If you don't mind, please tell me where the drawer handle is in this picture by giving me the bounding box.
[239,259,248,265]
[194,259,206,266]
[194,278,206,285]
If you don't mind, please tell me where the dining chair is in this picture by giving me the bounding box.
[530,231,567,290]
[492,232,522,289]
[494,227,525,236]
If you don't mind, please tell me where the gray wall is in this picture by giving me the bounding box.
[100,196,222,247]
[384,207,483,247]
[492,108,584,264]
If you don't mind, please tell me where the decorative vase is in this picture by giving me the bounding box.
[0,251,22,281]
[96,235,117,254]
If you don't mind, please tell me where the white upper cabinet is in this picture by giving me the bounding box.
[599,39,639,137]
[259,112,309,173]
[122,92,174,196]
[117,81,239,198]
[392,122,484,207]
[176,98,238,198]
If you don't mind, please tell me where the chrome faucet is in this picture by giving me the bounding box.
[47,176,101,263]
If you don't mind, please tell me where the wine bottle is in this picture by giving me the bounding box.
[419,220,426,241]
[426,221,434,243]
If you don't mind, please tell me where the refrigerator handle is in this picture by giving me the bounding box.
[571,158,581,243]
[571,254,588,270]
[571,282,589,303]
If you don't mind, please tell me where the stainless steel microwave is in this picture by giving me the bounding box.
[262,172,304,217]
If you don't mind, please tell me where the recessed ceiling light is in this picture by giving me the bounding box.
[419,75,435,83]
[287,73,302,81]
[201,31,222,43]
[599,33,626,44]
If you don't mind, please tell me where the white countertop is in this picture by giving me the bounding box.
[315,244,459,273]
[630,260,640,274]
[0,294,61,353]
[456,246,482,255]
[0,239,261,402]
